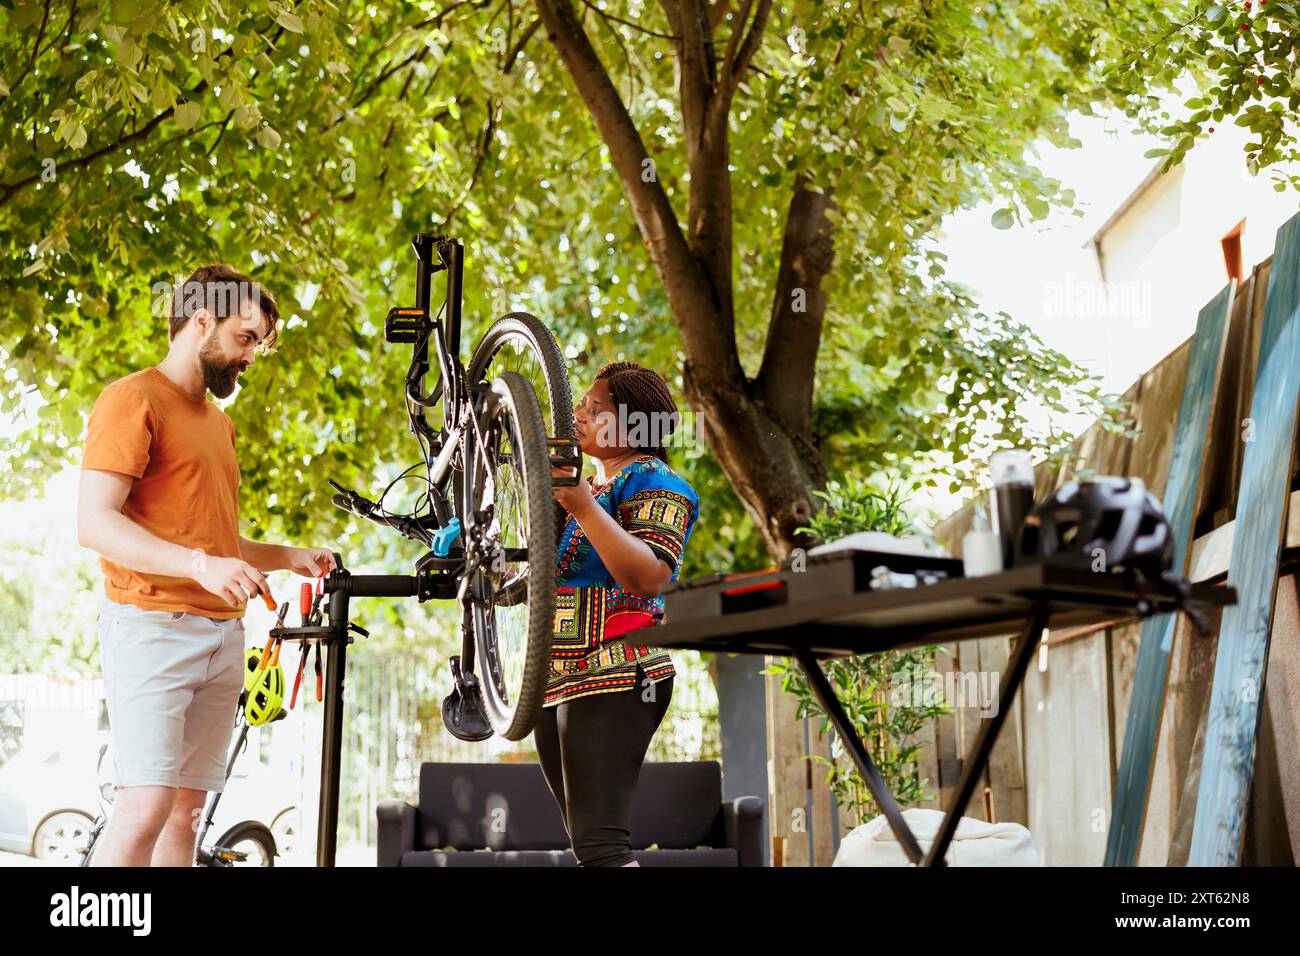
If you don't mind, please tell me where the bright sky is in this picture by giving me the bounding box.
[935,110,1166,391]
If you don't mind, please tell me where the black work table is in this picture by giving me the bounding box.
[624,553,1235,867]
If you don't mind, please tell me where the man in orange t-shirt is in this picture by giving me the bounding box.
[77,265,335,867]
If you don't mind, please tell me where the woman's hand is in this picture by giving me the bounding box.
[552,465,595,516]
[552,465,670,597]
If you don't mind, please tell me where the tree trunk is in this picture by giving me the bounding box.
[537,0,827,560]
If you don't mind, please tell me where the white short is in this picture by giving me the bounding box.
[97,597,245,792]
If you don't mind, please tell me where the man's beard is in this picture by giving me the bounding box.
[199,336,245,399]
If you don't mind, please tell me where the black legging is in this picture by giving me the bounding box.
[533,664,673,867]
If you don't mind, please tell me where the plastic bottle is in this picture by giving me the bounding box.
[962,501,1002,577]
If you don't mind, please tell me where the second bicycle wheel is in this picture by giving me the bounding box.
[467,311,576,602]
[467,312,575,443]
[465,371,556,740]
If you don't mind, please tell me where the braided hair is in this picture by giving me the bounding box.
[593,361,679,463]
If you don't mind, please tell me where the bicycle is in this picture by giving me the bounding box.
[79,689,284,868]
[327,234,576,742]
[274,234,577,865]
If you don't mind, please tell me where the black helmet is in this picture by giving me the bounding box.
[1018,477,1173,579]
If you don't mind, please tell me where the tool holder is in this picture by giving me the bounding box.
[269,551,441,867]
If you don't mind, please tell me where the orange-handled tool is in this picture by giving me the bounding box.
[260,590,277,612]
[256,600,290,672]
[314,643,323,702]
[256,636,276,672]
[290,645,308,709]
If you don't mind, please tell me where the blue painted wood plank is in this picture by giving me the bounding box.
[1106,281,1234,866]
[1189,210,1300,866]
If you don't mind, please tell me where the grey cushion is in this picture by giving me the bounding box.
[417,761,725,851]
[381,760,759,867]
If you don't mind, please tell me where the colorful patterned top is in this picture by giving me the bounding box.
[547,454,700,707]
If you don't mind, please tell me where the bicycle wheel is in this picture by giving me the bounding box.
[465,371,556,740]
[212,822,277,867]
[467,312,575,443]
[79,816,106,867]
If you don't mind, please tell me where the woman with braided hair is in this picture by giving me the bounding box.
[537,360,701,866]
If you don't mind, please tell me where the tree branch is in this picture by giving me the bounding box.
[352,46,429,108]
[754,177,837,435]
[0,102,182,209]
[206,110,235,158]
[579,0,678,40]
[504,16,542,70]
[709,0,732,34]
[722,0,771,96]
[676,0,717,147]
[535,0,738,373]
[0,25,281,209]
[720,0,751,86]
[349,0,483,99]
[7,0,51,98]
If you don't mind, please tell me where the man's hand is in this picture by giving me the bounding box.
[286,547,337,577]
[192,555,271,607]
[552,465,594,516]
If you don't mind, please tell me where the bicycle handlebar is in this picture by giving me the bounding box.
[330,490,432,547]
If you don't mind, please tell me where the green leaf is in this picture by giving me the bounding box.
[276,11,305,33]
[991,207,1015,230]
[174,100,200,129]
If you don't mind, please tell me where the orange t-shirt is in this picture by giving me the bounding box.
[81,367,245,618]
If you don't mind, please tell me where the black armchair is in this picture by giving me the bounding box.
[377,760,764,866]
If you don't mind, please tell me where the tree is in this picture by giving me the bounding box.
[1100,0,1300,190]
[1,0,1273,566]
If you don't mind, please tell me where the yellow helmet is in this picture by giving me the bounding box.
[243,647,285,726]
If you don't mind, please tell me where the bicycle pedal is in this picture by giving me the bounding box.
[442,659,493,741]
[384,307,431,343]
[548,438,581,486]
[441,688,493,742]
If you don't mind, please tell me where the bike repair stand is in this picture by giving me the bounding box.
[269,551,449,867]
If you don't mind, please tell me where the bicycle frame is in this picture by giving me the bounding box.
[390,235,510,683]
[404,236,465,522]
[377,235,504,561]
[298,234,569,864]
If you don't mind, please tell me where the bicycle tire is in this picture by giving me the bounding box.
[466,371,556,740]
[467,312,575,441]
[79,816,105,868]
[212,822,277,867]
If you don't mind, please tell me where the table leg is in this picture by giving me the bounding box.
[794,648,926,865]
[922,603,1049,866]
